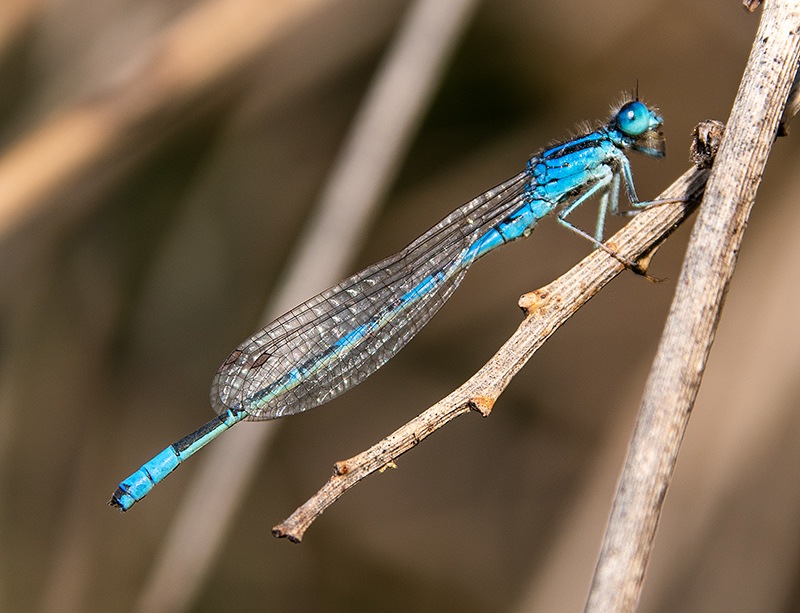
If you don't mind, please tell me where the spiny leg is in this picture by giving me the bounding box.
[612,154,685,218]
[556,169,652,275]
[594,171,619,242]
[555,171,637,267]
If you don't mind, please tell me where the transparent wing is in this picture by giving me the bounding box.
[210,170,533,419]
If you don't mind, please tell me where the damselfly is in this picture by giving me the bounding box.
[111,99,666,511]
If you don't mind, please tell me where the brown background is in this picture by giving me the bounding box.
[1,1,799,611]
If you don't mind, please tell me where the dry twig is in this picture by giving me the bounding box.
[273,165,709,543]
[585,1,800,610]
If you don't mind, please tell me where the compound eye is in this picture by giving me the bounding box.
[617,101,651,136]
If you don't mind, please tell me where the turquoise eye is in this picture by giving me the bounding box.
[616,101,651,136]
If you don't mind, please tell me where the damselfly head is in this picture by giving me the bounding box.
[611,100,665,158]
[616,101,661,136]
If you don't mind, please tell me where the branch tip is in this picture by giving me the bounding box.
[690,120,726,169]
[272,525,302,543]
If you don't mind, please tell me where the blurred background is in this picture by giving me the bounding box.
[1,0,799,611]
